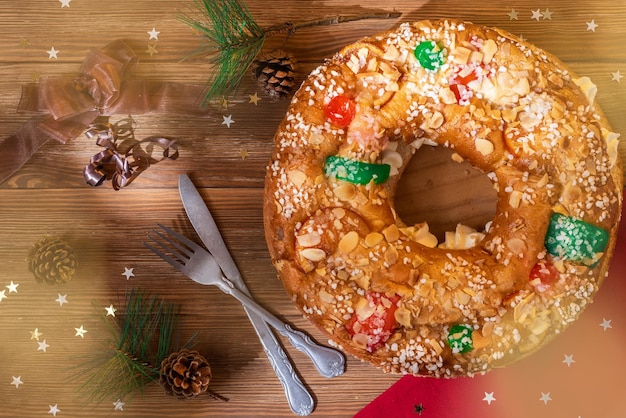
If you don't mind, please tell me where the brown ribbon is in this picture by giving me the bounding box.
[1,39,205,185]
[83,118,178,190]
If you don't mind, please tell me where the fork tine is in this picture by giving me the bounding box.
[156,223,200,255]
[143,240,186,270]
[152,225,193,259]
[144,224,194,265]
[144,223,202,266]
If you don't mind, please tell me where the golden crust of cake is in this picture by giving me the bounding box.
[263,19,623,377]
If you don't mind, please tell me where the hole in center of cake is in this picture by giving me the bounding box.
[393,144,497,244]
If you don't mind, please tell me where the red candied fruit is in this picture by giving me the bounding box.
[346,292,401,352]
[324,95,356,127]
[449,63,493,104]
[529,260,559,292]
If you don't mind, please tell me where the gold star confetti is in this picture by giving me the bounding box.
[30,328,42,341]
[542,9,553,20]
[146,44,158,57]
[239,148,249,160]
[507,9,519,20]
[31,71,41,82]
[248,93,261,105]
[19,37,31,48]
[219,97,229,108]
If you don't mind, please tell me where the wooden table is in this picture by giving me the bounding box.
[0,1,624,417]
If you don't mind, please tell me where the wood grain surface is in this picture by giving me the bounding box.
[0,1,624,417]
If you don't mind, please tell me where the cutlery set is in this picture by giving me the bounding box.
[143,174,346,416]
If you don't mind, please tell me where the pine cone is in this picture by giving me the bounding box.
[160,350,212,399]
[252,49,298,99]
[27,236,77,285]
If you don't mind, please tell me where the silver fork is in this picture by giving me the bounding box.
[144,224,345,379]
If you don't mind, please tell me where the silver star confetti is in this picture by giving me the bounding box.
[483,392,496,405]
[113,399,126,411]
[611,70,623,83]
[55,294,68,306]
[38,339,50,353]
[539,392,552,405]
[11,376,23,389]
[74,326,88,338]
[47,47,59,59]
[105,304,117,317]
[531,9,542,21]
[222,115,234,128]
[586,20,599,32]
[147,27,160,40]
[122,267,135,280]
[563,354,576,367]
[600,318,612,330]
[48,404,61,416]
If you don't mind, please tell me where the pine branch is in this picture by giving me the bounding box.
[179,0,401,105]
[78,289,192,405]
[80,350,158,405]
[264,12,402,37]
[179,0,266,103]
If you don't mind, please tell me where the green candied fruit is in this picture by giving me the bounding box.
[324,155,391,185]
[414,40,446,71]
[544,213,609,265]
[447,324,474,354]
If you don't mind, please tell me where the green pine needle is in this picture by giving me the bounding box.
[179,0,402,105]
[80,350,157,405]
[78,289,195,405]
[179,0,266,105]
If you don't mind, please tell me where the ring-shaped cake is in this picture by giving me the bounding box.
[264,19,623,377]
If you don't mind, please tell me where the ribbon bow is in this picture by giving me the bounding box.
[0,39,205,185]
[83,118,178,190]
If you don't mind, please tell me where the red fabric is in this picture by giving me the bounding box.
[356,194,626,418]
